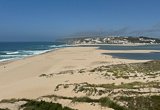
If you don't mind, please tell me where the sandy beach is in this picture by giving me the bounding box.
[0,46,159,110]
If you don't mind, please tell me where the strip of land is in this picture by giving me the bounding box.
[0,46,160,110]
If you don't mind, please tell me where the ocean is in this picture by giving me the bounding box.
[0,42,68,62]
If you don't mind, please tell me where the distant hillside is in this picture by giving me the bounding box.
[61,36,160,45]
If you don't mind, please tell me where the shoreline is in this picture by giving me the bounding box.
[0,43,73,64]
[0,43,159,64]
[0,46,150,98]
[0,46,159,110]
[0,46,68,65]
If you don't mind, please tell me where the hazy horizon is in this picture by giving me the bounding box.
[1,0,160,41]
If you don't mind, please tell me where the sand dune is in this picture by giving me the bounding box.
[0,46,152,109]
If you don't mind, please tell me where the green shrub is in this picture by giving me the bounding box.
[21,100,75,110]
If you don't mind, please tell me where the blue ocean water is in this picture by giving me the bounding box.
[0,42,68,62]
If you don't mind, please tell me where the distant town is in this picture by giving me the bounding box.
[64,36,160,45]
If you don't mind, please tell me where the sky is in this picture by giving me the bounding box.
[0,0,160,41]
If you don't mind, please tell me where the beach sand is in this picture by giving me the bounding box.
[0,46,157,110]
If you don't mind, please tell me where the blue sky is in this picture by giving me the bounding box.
[0,0,160,41]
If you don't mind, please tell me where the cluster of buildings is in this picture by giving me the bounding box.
[70,36,159,45]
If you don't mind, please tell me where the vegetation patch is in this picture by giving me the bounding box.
[74,81,160,90]
[0,98,75,110]
[42,95,127,110]
[0,108,10,110]
[0,99,17,104]
[118,95,160,110]
[54,81,160,97]
[90,60,160,77]
[21,100,75,110]
[39,70,75,78]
